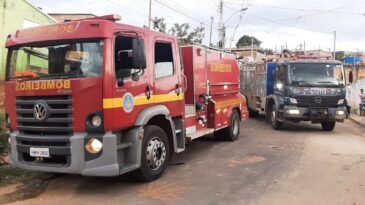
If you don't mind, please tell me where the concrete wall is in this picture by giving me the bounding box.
[346,78,365,114]
[0,0,55,80]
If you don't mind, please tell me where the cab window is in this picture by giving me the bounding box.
[154,42,174,78]
[115,36,144,79]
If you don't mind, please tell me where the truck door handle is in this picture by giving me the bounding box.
[146,85,151,100]
[176,84,180,96]
[182,74,188,93]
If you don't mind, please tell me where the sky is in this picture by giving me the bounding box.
[28,0,365,52]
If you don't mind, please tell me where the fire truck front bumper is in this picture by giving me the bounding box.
[8,128,143,177]
[279,105,347,122]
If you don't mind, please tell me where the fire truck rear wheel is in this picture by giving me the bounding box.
[133,125,169,182]
[214,109,240,141]
[321,121,336,131]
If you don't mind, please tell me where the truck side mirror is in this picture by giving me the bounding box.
[132,38,146,70]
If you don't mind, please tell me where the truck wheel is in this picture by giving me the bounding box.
[133,125,169,182]
[270,104,283,130]
[321,121,336,131]
[214,109,240,141]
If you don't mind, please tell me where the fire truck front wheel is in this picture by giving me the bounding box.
[214,109,240,141]
[133,125,169,182]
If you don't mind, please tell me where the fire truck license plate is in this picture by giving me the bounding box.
[30,147,50,158]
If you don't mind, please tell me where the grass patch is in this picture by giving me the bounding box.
[0,167,48,186]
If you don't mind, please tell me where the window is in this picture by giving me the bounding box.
[8,40,103,80]
[155,42,174,78]
[115,36,144,79]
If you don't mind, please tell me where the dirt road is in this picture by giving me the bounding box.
[6,117,365,205]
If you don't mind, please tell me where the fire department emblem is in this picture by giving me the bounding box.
[122,93,134,113]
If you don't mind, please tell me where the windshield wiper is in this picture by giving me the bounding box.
[317,81,335,84]
[37,72,85,79]
[9,75,38,81]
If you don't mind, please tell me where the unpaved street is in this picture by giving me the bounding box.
[7,117,365,205]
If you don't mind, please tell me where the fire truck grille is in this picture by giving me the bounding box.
[16,96,73,136]
[15,95,72,166]
[296,96,339,108]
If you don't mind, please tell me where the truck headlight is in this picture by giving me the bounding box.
[91,115,102,127]
[85,138,103,154]
[337,99,345,105]
[286,109,300,115]
[289,98,298,104]
[336,110,345,116]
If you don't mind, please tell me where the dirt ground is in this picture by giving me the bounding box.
[2,117,365,205]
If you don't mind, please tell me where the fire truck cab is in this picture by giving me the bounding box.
[5,15,248,181]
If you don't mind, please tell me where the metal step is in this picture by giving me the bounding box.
[186,128,215,141]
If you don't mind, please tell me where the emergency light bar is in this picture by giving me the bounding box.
[77,14,122,22]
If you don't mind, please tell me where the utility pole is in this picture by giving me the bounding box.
[333,31,336,60]
[209,17,213,46]
[148,0,152,29]
[218,0,224,49]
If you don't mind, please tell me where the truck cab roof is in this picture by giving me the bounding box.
[277,59,343,65]
[5,14,177,48]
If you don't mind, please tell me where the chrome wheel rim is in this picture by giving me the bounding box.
[146,137,167,170]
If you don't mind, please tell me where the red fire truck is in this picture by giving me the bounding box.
[4,15,248,181]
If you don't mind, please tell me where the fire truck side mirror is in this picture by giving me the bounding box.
[132,38,146,70]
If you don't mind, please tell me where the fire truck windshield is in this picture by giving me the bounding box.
[7,40,104,81]
[288,63,345,87]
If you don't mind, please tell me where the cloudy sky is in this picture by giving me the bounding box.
[29,0,365,52]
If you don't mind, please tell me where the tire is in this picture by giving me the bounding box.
[133,125,169,182]
[214,109,240,141]
[270,104,283,130]
[321,121,336,131]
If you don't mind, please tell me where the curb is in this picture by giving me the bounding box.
[348,115,365,128]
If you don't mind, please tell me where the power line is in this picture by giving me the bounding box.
[153,0,216,29]
[250,4,364,16]
[244,13,332,34]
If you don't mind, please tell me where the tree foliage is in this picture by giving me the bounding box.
[153,17,205,45]
[236,35,262,48]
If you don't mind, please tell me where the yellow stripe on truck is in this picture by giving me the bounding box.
[103,93,184,109]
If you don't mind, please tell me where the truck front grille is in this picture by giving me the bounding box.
[15,96,73,166]
[16,96,73,136]
[296,96,339,108]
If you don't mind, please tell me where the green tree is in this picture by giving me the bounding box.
[153,17,205,45]
[152,17,167,33]
[263,48,274,55]
[236,35,261,48]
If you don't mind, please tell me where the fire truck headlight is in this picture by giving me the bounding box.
[337,99,345,105]
[85,138,103,154]
[5,114,10,128]
[91,115,102,127]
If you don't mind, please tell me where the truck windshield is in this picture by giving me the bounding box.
[7,40,104,81]
[288,63,345,86]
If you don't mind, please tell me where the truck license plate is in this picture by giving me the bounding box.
[30,147,50,158]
